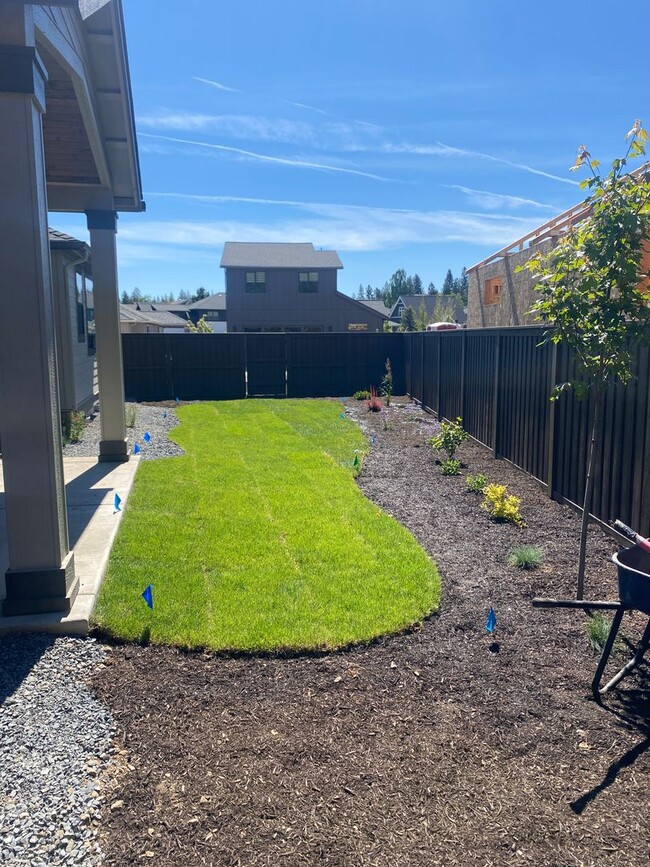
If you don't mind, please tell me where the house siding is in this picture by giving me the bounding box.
[225,267,383,332]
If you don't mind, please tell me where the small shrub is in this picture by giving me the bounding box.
[366,387,383,412]
[380,358,393,407]
[586,613,621,654]
[440,458,461,476]
[125,404,137,428]
[430,417,469,460]
[61,410,86,445]
[353,390,371,401]
[466,473,488,493]
[507,545,542,570]
[481,483,525,527]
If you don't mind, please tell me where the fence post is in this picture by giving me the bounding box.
[546,341,558,499]
[460,329,467,423]
[491,331,501,458]
[165,334,174,400]
[436,334,442,417]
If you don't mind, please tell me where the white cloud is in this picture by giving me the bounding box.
[116,200,544,258]
[448,185,558,212]
[138,132,393,181]
[192,76,240,93]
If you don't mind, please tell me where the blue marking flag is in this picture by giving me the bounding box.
[486,607,497,633]
[341,397,347,404]
[370,436,376,445]
[114,493,121,512]
[141,584,154,610]
[340,412,345,419]
[143,431,151,443]
[133,443,140,455]
[175,396,180,404]
[162,411,167,419]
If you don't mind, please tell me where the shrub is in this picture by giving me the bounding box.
[586,613,620,654]
[353,390,371,401]
[430,417,469,460]
[507,545,542,570]
[125,404,137,428]
[481,483,524,527]
[61,411,86,445]
[380,358,393,407]
[466,473,488,493]
[366,387,383,412]
[440,458,461,476]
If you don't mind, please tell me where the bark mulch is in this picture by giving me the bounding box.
[92,397,650,866]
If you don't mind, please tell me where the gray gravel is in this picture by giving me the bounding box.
[63,403,184,460]
[1,404,181,864]
[0,635,114,866]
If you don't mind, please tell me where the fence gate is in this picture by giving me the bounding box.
[246,334,287,396]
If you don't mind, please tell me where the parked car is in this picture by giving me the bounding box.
[426,321,463,331]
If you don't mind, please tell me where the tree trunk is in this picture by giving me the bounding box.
[577,391,604,599]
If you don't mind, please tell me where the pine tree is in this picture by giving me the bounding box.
[400,306,416,332]
[442,269,455,295]
[427,282,438,295]
[412,274,423,294]
[120,290,130,304]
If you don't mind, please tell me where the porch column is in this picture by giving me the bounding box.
[86,210,129,462]
[0,43,77,615]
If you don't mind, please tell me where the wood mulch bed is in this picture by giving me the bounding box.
[92,397,650,866]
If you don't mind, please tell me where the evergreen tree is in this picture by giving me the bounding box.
[427,282,438,295]
[400,306,416,332]
[454,267,468,304]
[192,287,209,302]
[120,290,130,304]
[414,302,429,331]
[178,289,191,302]
[412,273,423,294]
[442,269,455,295]
[382,269,409,308]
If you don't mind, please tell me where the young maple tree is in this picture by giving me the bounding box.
[524,121,650,599]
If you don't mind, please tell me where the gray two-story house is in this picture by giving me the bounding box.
[220,242,386,333]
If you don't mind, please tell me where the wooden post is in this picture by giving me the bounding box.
[546,341,558,499]
[491,332,501,458]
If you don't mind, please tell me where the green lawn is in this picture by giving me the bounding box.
[93,400,440,651]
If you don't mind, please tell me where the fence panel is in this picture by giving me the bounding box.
[286,334,349,397]
[410,332,424,403]
[122,334,172,401]
[438,332,464,422]
[421,333,438,413]
[246,335,287,396]
[171,335,246,400]
[496,328,551,483]
[463,331,498,448]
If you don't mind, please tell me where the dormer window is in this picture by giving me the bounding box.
[484,277,502,305]
[299,272,318,293]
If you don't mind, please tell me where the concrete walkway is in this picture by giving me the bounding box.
[0,456,140,635]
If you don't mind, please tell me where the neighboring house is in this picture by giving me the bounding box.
[388,295,466,328]
[220,242,386,333]
[49,229,98,415]
[465,201,592,328]
[358,299,391,320]
[119,305,188,333]
[186,292,227,332]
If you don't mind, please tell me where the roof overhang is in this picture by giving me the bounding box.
[31,0,144,213]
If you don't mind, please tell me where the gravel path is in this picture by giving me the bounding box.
[0,636,113,866]
[63,403,184,461]
[0,404,182,865]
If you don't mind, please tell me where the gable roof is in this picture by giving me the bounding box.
[188,292,226,311]
[357,299,391,317]
[390,295,466,323]
[220,242,343,269]
[120,306,187,328]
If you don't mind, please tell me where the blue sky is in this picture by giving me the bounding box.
[54,0,648,298]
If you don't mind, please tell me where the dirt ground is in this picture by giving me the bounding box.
[92,397,650,866]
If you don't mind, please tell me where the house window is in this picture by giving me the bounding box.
[298,272,318,293]
[484,277,503,305]
[75,270,96,355]
[245,271,266,292]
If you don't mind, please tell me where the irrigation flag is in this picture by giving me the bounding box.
[114,493,121,512]
[133,443,140,455]
[143,432,151,443]
[141,584,154,610]
[485,607,497,633]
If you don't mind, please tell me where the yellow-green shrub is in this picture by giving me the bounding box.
[481,483,524,527]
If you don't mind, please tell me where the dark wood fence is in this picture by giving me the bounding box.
[406,328,650,535]
[121,328,650,533]
[122,332,405,402]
